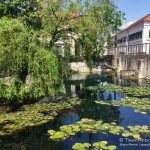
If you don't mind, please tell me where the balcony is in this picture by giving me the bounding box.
[108,43,150,56]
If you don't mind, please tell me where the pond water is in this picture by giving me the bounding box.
[96,90,125,101]
[0,73,150,150]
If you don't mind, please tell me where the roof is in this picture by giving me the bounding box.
[118,14,150,34]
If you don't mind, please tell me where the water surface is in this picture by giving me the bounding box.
[1,73,150,150]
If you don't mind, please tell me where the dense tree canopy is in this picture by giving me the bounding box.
[0,18,65,102]
[0,0,41,29]
[38,0,124,66]
[0,0,124,103]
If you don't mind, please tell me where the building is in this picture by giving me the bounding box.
[55,32,78,57]
[115,14,150,47]
[108,14,150,79]
[55,13,81,57]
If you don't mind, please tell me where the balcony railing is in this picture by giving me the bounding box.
[108,43,150,56]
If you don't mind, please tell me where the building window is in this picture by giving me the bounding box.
[57,46,63,56]
[137,60,141,70]
[129,31,142,41]
[117,37,126,44]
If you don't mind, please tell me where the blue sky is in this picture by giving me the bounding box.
[117,0,150,23]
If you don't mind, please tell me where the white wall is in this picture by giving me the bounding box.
[116,22,150,47]
[143,22,150,43]
[128,23,143,45]
[117,30,128,47]
[55,32,77,56]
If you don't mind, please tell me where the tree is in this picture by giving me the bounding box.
[0,0,42,29]
[39,0,124,66]
[0,18,65,103]
[0,0,124,103]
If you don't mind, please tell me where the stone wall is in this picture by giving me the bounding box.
[113,55,150,79]
[69,62,102,73]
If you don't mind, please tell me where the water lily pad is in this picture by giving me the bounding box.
[83,143,91,148]
[93,141,108,147]
[50,131,66,139]
[122,132,132,137]
[92,141,116,150]
[101,124,109,130]
[128,126,141,132]
[109,128,120,135]
[107,145,117,150]
[72,125,81,132]
[132,134,141,139]
[72,143,84,150]
[80,118,90,123]
[48,130,55,135]
[94,123,102,130]
[140,126,149,130]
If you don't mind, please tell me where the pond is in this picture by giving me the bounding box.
[0,73,150,150]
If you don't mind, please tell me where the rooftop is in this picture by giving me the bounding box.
[118,13,150,34]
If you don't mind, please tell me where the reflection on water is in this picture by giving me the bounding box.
[1,73,150,150]
[53,103,150,150]
[7,104,148,150]
[61,111,80,125]
[67,73,149,99]
[54,109,80,129]
[55,103,150,128]
[60,131,150,150]
[55,101,120,126]
[119,106,150,126]
[96,90,125,101]
[111,74,150,87]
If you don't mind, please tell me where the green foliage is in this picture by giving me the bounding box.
[93,141,116,150]
[0,98,81,136]
[95,97,150,114]
[72,141,116,150]
[0,17,28,76]
[0,18,66,102]
[86,83,150,97]
[50,131,66,140]
[39,0,124,64]
[0,0,124,102]
[92,55,114,64]
[68,55,84,62]
[72,143,91,150]
[0,0,41,29]
[27,46,65,98]
[48,118,150,141]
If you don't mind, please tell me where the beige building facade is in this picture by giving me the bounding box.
[108,14,150,79]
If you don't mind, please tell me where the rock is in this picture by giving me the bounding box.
[39,97,52,103]
[0,76,13,86]
[120,70,136,76]
[92,66,102,74]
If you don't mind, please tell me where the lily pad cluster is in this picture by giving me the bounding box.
[95,97,150,114]
[48,118,150,140]
[72,141,116,150]
[0,98,81,136]
[122,125,149,138]
[72,143,91,150]
[85,84,150,97]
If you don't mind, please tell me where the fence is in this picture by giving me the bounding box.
[108,43,150,56]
